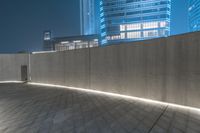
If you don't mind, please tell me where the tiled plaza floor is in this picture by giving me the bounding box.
[0,83,199,133]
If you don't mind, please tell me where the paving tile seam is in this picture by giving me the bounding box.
[148,105,169,133]
[0,84,200,133]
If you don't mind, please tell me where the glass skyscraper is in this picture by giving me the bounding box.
[80,0,100,35]
[188,0,200,32]
[100,0,171,45]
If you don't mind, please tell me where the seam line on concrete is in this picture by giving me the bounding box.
[147,105,169,133]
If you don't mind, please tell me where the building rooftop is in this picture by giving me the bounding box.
[53,34,99,43]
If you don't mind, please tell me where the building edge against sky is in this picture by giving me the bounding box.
[188,0,200,32]
[80,0,100,35]
[100,0,171,45]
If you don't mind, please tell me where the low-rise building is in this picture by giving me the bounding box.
[54,34,99,51]
[43,33,99,51]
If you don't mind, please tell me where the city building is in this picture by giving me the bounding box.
[54,35,99,51]
[80,0,100,35]
[43,31,54,51]
[100,0,171,45]
[188,0,200,32]
[43,33,99,51]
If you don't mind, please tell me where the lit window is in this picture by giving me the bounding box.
[44,32,51,40]
[126,23,141,30]
[61,41,69,44]
[127,32,141,39]
[143,22,158,29]
[107,35,121,40]
[120,33,125,39]
[106,36,110,40]
[160,21,167,27]
[143,30,158,37]
[120,23,141,31]
[73,40,81,43]
[120,25,125,31]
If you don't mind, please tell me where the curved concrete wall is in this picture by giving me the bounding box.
[29,32,200,108]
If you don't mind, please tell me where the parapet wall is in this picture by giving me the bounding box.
[1,31,200,108]
[30,32,200,108]
[0,54,29,81]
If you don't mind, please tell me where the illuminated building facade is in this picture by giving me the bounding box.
[188,0,200,31]
[54,35,99,51]
[43,32,99,51]
[100,0,171,45]
[43,31,54,51]
[80,0,100,35]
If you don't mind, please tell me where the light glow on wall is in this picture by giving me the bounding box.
[0,81,24,84]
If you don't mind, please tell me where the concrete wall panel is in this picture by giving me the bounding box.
[30,52,65,85]
[0,54,29,81]
[63,49,90,89]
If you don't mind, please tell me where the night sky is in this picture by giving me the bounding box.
[0,0,188,53]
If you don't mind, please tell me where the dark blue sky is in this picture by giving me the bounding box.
[0,0,189,53]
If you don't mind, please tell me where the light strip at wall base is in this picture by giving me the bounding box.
[28,82,200,113]
[0,81,24,84]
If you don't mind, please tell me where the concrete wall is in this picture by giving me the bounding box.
[29,32,200,108]
[30,50,90,89]
[0,54,29,81]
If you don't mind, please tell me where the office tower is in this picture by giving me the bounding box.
[188,0,200,31]
[80,0,100,35]
[100,0,171,45]
[43,31,54,51]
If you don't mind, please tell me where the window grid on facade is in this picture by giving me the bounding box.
[100,0,171,45]
[143,22,159,29]
[127,32,141,39]
[189,0,200,32]
[143,30,158,38]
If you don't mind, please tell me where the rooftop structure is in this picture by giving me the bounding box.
[54,34,99,51]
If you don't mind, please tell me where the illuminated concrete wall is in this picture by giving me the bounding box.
[30,50,90,89]
[90,33,200,108]
[30,31,200,108]
[0,54,29,81]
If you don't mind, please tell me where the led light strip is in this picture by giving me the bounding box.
[0,81,24,84]
[32,51,57,54]
[28,82,200,113]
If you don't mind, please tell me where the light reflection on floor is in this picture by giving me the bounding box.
[0,83,199,133]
